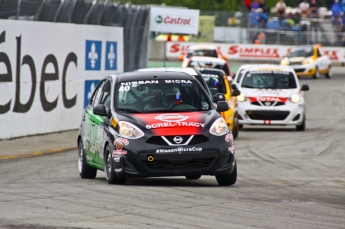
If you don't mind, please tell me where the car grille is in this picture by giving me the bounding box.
[146,135,209,146]
[251,101,285,107]
[294,68,305,73]
[246,110,290,120]
[289,62,302,66]
[143,157,216,171]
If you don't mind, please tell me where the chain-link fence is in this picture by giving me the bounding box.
[0,0,150,72]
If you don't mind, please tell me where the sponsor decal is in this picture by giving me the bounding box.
[85,40,102,70]
[156,147,202,153]
[113,150,127,156]
[252,89,288,95]
[146,122,204,129]
[155,114,188,122]
[165,79,192,84]
[228,45,279,58]
[228,146,235,152]
[249,96,288,103]
[263,120,272,125]
[169,43,190,54]
[120,80,159,85]
[225,133,235,152]
[114,138,129,147]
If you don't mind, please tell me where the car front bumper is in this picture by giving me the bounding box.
[111,138,235,178]
[238,101,305,126]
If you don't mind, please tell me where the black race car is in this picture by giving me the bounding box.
[77,71,237,186]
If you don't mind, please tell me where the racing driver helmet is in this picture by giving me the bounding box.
[162,87,182,108]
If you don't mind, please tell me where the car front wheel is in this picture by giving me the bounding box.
[296,115,306,131]
[78,139,97,179]
[105,144,126,185]
[326,65,332,78]
[313,66,319,79]
[215,162,237,186]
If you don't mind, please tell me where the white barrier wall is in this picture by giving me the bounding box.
[166,42,345,64]
[0,20,123,139]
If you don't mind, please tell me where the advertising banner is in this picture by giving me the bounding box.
[150,6,199,35]
[166,42,345,64]
[0,20,123,139]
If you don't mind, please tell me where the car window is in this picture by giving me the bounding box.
[116,79,211,113]
[187,49,218,58]
[288,47,313,58]
[90,80,106,106]
[236,68,246,84]
[241,71,297,89]
[318,47,325,56]
[201,73,226,95]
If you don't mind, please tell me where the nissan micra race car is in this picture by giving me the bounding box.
[280,44,332,79]
[236,65,310,131]
[77,71,237,186]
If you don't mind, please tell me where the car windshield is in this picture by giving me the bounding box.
[186,49,218,58]
[287,47,313,58]
[201,73,226,96]
[188,61,229,75]
[116,79,211,113]
[240,71,297,89]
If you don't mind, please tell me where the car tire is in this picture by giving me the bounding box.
[296,115,306,131]
[326,65,332,78]
[78,139,97,179]
[215,162,237,186]
[105,144,126,185]
[185,175,202,180]
[232,116,239,140]
[239,124,243,130]
[313,66,319,79]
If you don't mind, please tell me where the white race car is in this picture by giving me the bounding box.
[236,65,310,131]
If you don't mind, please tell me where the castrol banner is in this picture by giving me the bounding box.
[150,6,199,34]
[166,42,345,64]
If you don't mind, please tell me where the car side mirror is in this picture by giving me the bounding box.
[301,84,309,91]
[216,101,229,112]
[178,55,184,61]
[214,93,226,102]
[221,55,227,60]
[93,104,107,116]
[232,88,241,97]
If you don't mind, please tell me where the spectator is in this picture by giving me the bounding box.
[244,0,251,11]
[309,0,319,18]
[258,0,269,13]
[253,31,266,44]
[178,34,185,42]
[334,14,344,46]
[251,0,259,10]
[166,33,172,42]
[275,0,287,28]
[299,0,310,18]
[331,0,342,26]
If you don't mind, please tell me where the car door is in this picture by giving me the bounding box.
[315,47,328,72]
[84,79,107,167]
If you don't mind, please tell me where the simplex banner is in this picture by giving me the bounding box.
[0,20,123,139]
[166,42,345,64]
[149,6,199,35]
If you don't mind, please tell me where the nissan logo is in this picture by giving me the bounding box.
[173,136,183,144]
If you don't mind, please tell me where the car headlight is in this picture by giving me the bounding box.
[237,93,247,102]
[209,118,229,136]
[290,93,301,103]
[281,58,289,65]
[118,121,144,139]
[302,58,314,65]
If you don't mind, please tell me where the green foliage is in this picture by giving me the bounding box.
[112,0,329,11]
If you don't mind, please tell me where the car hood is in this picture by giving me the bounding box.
[117,111,217,136]
[286,57,309,62]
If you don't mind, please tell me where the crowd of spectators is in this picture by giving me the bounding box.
[331,0,345,45]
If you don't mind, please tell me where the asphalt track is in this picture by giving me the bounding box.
[0,64,344,229]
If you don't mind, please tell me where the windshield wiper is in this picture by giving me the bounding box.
[117,108,142,113]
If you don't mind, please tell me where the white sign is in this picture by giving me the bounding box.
[165,42,345,64]
[0,20,123,139]
[150,6,199,34]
